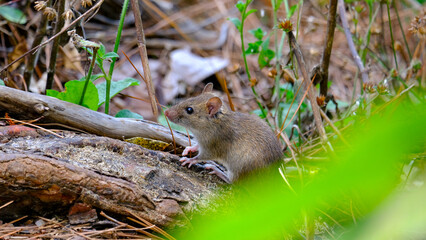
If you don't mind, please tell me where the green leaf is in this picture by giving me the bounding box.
[275,0,284,11]
[235,1,245,13]
[97,44,106,57]
[0,6,26,24]
[158,113,188,132]
[248,28,266,41]
[84,47,94,55]
[115,109,143,119]
[103,52,119,60]
[245,41,262,54]
[228,17,242,32]
[77,73,104,82]
[96,77,140,107]
[288,4,298,17]
[355,4,365,13]
[280,83,294,102]
[46,80,99,110]
[244,9,257,20]
[258,36,275,68]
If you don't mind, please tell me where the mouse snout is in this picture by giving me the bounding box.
[165,109,177,121]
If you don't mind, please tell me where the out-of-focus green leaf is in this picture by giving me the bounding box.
[228,17,242,32]
[244,9,257,20]
[236,1,245,13]
[0,6,26,24]
[258,36,275,68]
[288,4,298,17]
[344,185,426,239]
[275,0,284,11]
[158,113,188,133]
[248,27,266,41]
[245,40,262,54]
[115,109,143,119]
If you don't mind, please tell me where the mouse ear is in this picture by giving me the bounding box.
[206,97,222,117]
[202,83,214,93]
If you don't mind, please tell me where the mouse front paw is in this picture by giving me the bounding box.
[179,157,199,168]
[182,144,199,156]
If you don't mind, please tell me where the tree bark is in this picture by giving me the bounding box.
[0,131,224,228]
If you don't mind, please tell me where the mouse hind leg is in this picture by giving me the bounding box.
[203,163,232,183]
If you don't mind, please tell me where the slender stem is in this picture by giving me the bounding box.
[361,5,380,64]
[272,0,280,98]
[272,0,282,124]
[239,0,268,119]
[104,0,129,114]
[130,0,159,118]
[240,1,251,81]
[80,47,97,105]
[392,0,412,59]
[108,0,128,79]
[386,0,398,70]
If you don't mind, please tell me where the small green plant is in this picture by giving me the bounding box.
[46,0,141,117]
[228,0,269,119]
[245,27,275,68]
[46,38,140,112]
[229,0,308,131]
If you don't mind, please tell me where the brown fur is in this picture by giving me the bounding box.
[165,83,283,182]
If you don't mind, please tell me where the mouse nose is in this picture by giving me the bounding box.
[165,109,175,120]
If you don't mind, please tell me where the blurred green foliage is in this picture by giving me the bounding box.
[175,99,425,239]
[0,5,26,24]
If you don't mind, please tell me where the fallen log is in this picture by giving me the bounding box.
[0,131,224,228]
[0,85,192,147]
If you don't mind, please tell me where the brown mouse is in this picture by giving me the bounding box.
[164,83,283,183]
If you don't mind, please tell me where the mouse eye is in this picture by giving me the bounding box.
[185,107,194,114]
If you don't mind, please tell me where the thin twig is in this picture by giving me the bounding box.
[0,200,13,210]
[288,31,329,145]
[0,228,23,239]
[127,211,175,240]
[337,0,369,83]
[319,0,338,97]
[100,211,162,240]
[46,0,66,91]
[121,50,178,153]
[1,117,64,138]
[7,215,27,225]
[130,0,158,118]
